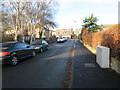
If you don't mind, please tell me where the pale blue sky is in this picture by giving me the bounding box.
[2,0,119,29]
[55,0,119,29]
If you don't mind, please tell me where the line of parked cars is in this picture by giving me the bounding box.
[0,39,49,66]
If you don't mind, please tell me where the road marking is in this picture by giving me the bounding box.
[73,40,76,48]
[64,40,76,88]
[69,40,76,88]
[64,40,77,88]
[74,44,76,48]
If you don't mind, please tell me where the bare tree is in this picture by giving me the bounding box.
[1,0,58,43]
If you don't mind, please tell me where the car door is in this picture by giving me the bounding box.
[24,43,33,55]
[20,42,33,57]
[13,42,26,58]
[42,40,48,50]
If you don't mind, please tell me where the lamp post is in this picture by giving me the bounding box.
[74,21,77,35]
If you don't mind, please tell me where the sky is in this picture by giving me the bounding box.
[1,0,119,29]
[54,0,119,29]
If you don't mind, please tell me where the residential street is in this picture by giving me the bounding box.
[1,39,120,88]
[2,39,75,88]
[1,0,119,89]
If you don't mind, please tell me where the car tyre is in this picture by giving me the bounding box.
[40,48,43,53]
[46,46,48,50]
[31,50,36,57]
[11,56,18,66]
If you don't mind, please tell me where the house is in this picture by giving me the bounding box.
[74,28,82,36]
[101,24,117,30]
[51,30,56,36]
[56,29,73,38]
[4,24,54,43]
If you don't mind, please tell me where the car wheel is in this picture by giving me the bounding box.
[40,48,43,53]
[11,56,18,66]
[46,46,48,50]
[32,50,36,57]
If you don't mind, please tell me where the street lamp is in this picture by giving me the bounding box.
[74,21,77,34]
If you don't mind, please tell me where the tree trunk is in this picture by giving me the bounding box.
[14,26,18,41]
[14,33,17,41]
[30,34,33,44]
[39,30,43,39]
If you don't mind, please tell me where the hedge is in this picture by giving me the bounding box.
[82,24,119,60]
[1,34,14,43]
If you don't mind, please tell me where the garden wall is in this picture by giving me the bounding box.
[46,36,57,44]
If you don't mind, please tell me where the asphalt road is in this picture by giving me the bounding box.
[2,39,75,88]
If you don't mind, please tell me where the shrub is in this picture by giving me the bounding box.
[2,33,14,42]
[82,25,119,60]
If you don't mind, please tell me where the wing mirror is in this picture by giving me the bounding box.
[26,45,30,48]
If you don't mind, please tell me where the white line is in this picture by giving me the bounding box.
[73,40,76,48]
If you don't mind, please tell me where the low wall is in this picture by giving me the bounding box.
[46,37,57,44]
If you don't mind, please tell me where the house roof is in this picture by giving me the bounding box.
[101,24,117,28]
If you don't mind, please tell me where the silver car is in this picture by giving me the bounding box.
[57,37,66,43]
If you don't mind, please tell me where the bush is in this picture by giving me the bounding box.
[82,25,119,60]
[78,30,83,41]
[2,33,14,42]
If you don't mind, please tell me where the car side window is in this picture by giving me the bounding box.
[21,42,28,48]
[24,43,29,46]
[14,42,27,48]
[14,43,21,48]
[32,40,42,45]
[42,40,47,44]
[38,40,42,44]
[42,40,44,44]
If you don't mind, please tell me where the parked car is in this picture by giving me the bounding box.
[57,37,66,43]
[63,37,68,41]
[0,41,36,65]
[31,39,48,53]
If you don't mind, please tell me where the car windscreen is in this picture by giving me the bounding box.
[58,37,63,39]
[0,43,13,49]
[32,41,41,45]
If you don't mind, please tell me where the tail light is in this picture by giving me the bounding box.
[0,52,11,56]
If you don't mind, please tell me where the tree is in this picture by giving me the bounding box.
[0,2,26,41]
[33,0,57,40]
[0,0,57,43]
[82,14,103,33]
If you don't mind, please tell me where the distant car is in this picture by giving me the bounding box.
[31,39,48,53]
[63,37,67,41]
[57,37,66,43]
[0,42,35,65]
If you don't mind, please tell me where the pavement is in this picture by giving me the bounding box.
[72,40,120,88]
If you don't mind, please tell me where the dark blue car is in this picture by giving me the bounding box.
[31,39,48,53]
[0,41,36,65]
